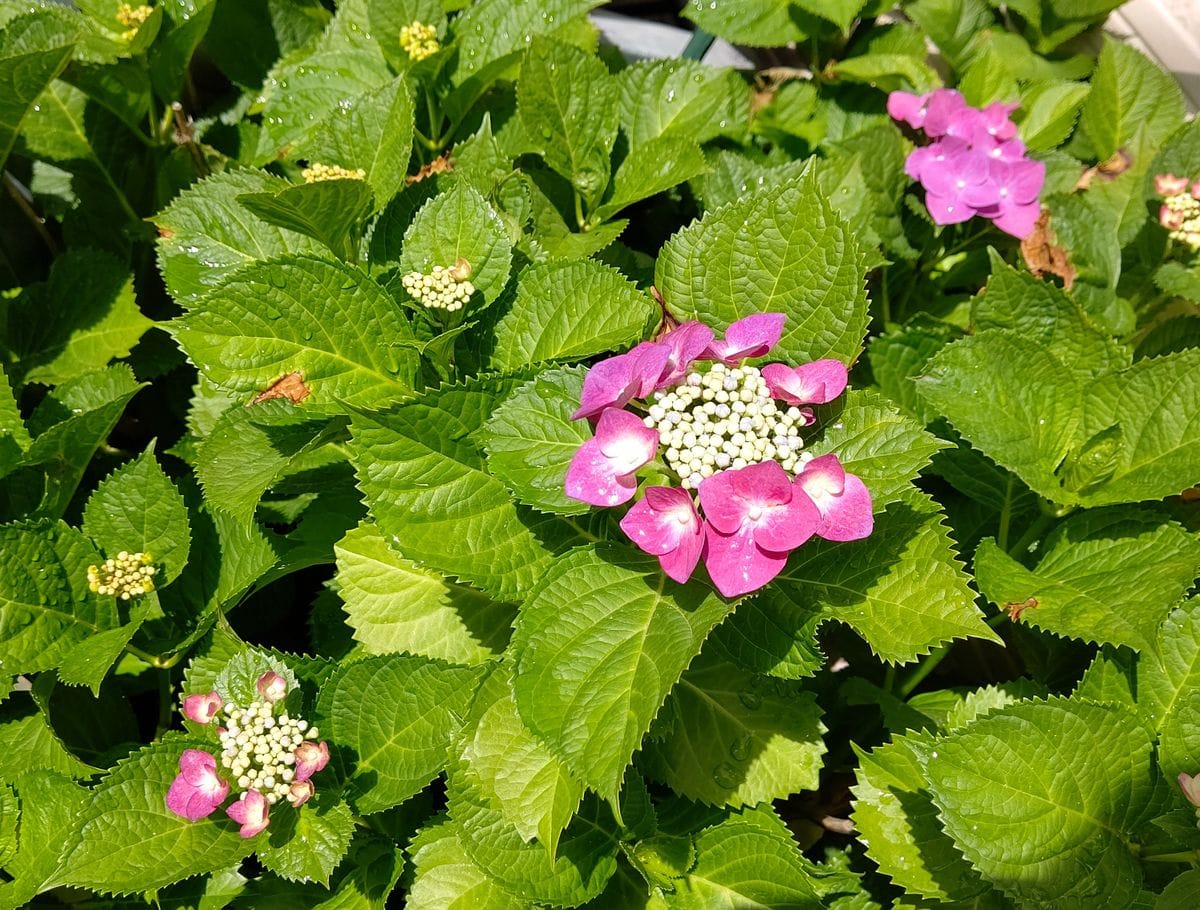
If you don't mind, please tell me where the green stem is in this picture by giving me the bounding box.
[1008,510,1055,556]
[155,666,173,737]
[879,266,891,326]
[574,190,587,231]
[4,171,58,255]
[898,644,951,698]
[997,475,1014,551]
[1141,849,1200,863]
[882,664,896,693]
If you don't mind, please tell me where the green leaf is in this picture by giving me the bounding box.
[1074,349,1200,506]
[866,321,958,423]
[0,520,119,677]
[333,522,512,664]
[346,375,590,601]
[1138,601,1200,780]
[1159,870,1200,910]
[0,783,15,867]
[974,510,1200,652]
[490,259,655,371]
[0,364,30,474]
[171,255,419,408]
[152,170,325,302]
[0,10,77,167]
[592,137,707,223]
[1076,37,1185,161]
[480,366,591,515]
[302,75,414,208]
[834,51,941,95]
[56,596,155,694]
[457,667,583,860]
[405,819,526,910]
[512,545,733,802]
[58,735,256,895]
[82,448,190,583]
[806,389,948,510]
[709,587,825,680]
[316,654,483,813]
[0,771,87,909]
[851,731,993,902]
[640,652,826,808]
[776,490,1000,664]
[397,182,513,307]
[1018,80,1090,152]
[202,0,328,90]
[447,781,618,907]
[794,0,867,32]
[925,697,1153,907]
[259,793,356,886]
[616,59,747,148]
[0,712,97,780]
[905,0,993,71]
[1,248,151,387]
[682,0,811,46]
[24,364,143,517]
[238,179,373,261]
[656,170,869,368]
[451,0,603,85]
[147,0,216,104]
[194,399,346,526]
[252,0,392,163]
[660,804,831,908]
[518,38,617,207]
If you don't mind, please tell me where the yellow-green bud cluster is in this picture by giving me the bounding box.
[218,699,320,805]
[116,3,152,40]
[399,21,439,61]
[644,363,812,490]
[401,261,475,312]
[301,163,367,184]
[1162,191,1200,251]
[87,551,157,599]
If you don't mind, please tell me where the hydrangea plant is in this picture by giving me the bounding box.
[1,0,1199,906]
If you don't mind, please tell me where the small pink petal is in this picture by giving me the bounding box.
[182,691,222,724]
[795,454,874,542]
[703,524,789,598]
[1180,772,1200,808]
[166,750,228,821]
[625,342,673,398]
[656,322,714,389]
[696,469,743,535]
[619,486,705,583]
[924,191,975,225]
[226,789,269,837]
[748,488,819,553]
[1155,173,1189,196]
[887,91,930,129]
[294,740,330,783]
[566,438,637,506]
[991,200,1042,238]
[761,360,848,406]
[922,89,966,137]
[572,352,639,420]
[288,780,315,807]
[702,313,786,364]
[256,671,287,704]
[595,408,659,474]
[730,459,793,504]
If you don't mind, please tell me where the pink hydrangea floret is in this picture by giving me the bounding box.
[182,691,222,725]
[226,788,270,837]
[166,749,229,821]
[565,407,659,506]
[619,486,706,583]
[794,454,874,542]
[888,88,1044,238]
[256,670,287,704]
[701,313,785,364]
[761,359,847,407]
[294,739,330,782]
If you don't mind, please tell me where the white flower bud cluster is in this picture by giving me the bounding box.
[301,162,367,183]
[1162,190,1200,250]
[399,21,440,61]
[401,260,475,312]
[644,363,812,490]
[219,699,320,805]
[87,551,157,599]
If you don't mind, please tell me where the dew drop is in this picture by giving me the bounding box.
[712,761,740,789]
[729,734,752,762]
[737,688,762,710]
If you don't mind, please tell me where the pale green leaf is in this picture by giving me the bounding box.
[593,137,707,223]
[866,321,958,423]
[152,169,325,301]
[655,171,869,368]
[303,75,414,207]
[1139,601,1200,780]
[1018,80,1090,152]
[709,587,825,680]
[518,37,617,207]
[58,735,256,896]
[682,0,811,47]
[640,652,827,808]
[397,182,513,307]
[0,771,87,909]
[616,59,747,148]
[316,654,483,813]
[480,366,591,515]
[333,522,512,664]
[405,819,527,910]
[490,260,655,371]
[776,490,1000,664]
[0,10,76,167]
[259,793,356,886]
[512,545,733,802]
[171,255,419,408]
[0,364,30,474]
[451,0,603,85]
[82,448,191,582]
[0,712,96,780]
[974,510,1200,652]
[2,248,153,386]
[238,179,373,260]
[926,697,1153,907]
[57,595,154,694]
[346,375,590,601]
[0,783,15,867]
[457,667,583,860]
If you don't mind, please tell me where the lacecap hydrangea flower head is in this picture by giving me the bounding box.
[167,671,329,837]
[888,88,1045,239]
[566,314,872,598]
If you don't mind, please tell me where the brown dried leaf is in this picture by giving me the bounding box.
[406,152,454,186]
[251,372,311,405]
[1075,149,1133,190]
[1020,209,1076,290]
[1005,597,1039,622]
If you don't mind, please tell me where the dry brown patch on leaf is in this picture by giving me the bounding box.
[406,152,454,186]
[1075,149,1133,191]
[1021,209,1076,289]
[158,226,175,239]
[1180,486,1200,503]
[252,372,311,405]
[1005,597,1039,622]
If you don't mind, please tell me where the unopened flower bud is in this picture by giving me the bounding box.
[294,740,329,782]
[287,779,315,807]
[1180,772,1200,809]
[256,671,287,704]
[182,691,223,725]
[226,788,269,838]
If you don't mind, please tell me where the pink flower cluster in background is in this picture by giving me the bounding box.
[888,88,1044,239]
[1156,173,1200,251]
[167,671,329,837]
[565,314,873,598]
